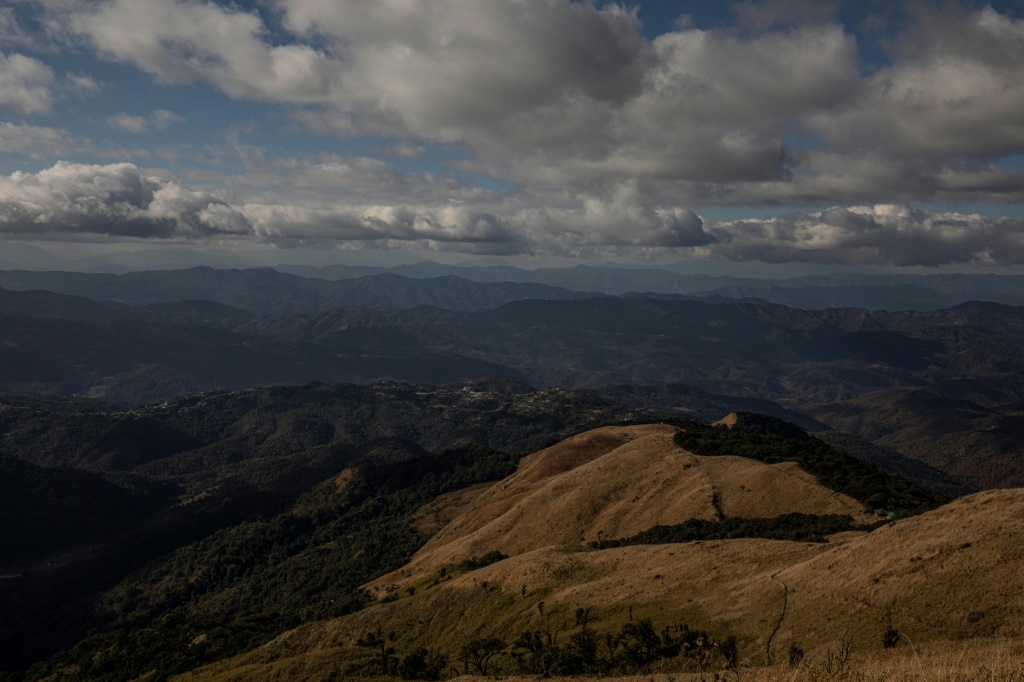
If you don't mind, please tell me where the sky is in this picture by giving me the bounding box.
[2,0,1024,269]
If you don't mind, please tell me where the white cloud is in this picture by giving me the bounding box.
[241,202,518,245]
[52,2,1024,201]
[0,8,35,50]
[108,109,185,134]
[514,181,715,251]
[0,121,69,157]
[68,0,343,104]
[66,73,101,93]
[4,161,1024,267]
[710,205,1024,267]
[806,6,1024,160]
[0,51,55,114]
[0,161,249,238]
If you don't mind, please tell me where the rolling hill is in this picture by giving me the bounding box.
[174,422,1020,681]
[368,424,872,594]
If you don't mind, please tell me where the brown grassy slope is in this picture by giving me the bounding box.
[181,489,1024,682]
[774,488,1024,654]
[183,540,823,682]
[369,424,870,594]
[467,637,1024,682]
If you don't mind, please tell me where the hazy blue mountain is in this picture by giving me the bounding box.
[0,268,594,313]
[275,262,1024,308]
[695,284,965,310]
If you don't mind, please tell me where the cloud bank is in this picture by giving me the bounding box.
[5,0,1024,266]
[3,162,1023,267]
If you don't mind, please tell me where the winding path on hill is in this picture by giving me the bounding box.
[692,456,725,521]
[765,569,790,664]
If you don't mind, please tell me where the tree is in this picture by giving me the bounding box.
[570,607,601,673]
[356,627,397,675]
[617,619,662,671]
[399,648,448,681]
[460,637,506,676]
[682,635,719,681]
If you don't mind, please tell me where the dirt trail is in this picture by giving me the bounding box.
[764,570,790,664]
[693,457,724,521]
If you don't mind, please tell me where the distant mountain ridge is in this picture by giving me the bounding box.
[3,285,1024,413]
[276,261,1024,309]
[0,268,595,314]
[5,264,1024,313]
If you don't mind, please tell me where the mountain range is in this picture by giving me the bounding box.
[6,264,1024,312]
[2,263,1023,680]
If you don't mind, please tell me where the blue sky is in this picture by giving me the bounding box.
[2,0,1024,269]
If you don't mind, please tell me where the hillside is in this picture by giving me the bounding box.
[176,426,1019,681]
[369,424,872,593]
[812,389,1024,489]
[0,455,159,564]
[2,411,954,681]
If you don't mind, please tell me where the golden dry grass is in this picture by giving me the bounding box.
[369,425,870,594]
[468,638,1024,681]
[410,482,493,537]
[179,633,1024,681]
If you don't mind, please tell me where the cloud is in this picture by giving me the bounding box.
[66,0,344,104]
[66,73,101,93]
[508,22,859,188]
[15,1,1024,263]
[677,151,1024,207]
[0,7,35,50]
[0,161,249,238]
[51,0,1024,209]
[108,109,185,134]
[806,6,1024,160]
[283,0,646,136]
[0,51,55,114]
[242,203,520,245]
[709,205,1024,267]
[514,181,716,251]
[0,121,69,157]
[5,162,1024,267]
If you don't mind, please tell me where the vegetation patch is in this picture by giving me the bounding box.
[674,413,948,517]
[18,445,518,682]
[589,513,881,549]
[352,609,738,680]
